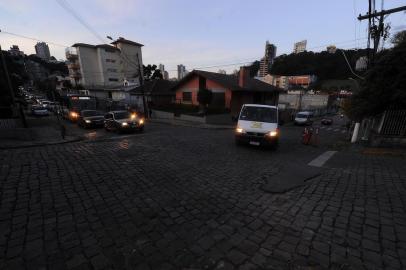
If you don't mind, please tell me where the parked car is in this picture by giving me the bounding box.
[321,117,333,125]
[31,105,49,117]
[40,100,51,109]
[235,104,279,149]
[104,111,144,133]
[78,110,105,128]
[294,111,314,125]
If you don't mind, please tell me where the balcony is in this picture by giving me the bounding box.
[67,63,80,70]
[65,47,78,60]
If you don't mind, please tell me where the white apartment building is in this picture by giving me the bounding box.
[293,40,307,54]
[66,38,144,90]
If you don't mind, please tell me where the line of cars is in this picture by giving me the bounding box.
[22,93,59,117]
[68,109,145,133]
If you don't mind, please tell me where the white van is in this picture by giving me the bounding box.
[235,104,279,149]
[294,111,314,125]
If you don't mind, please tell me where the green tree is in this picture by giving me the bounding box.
[197,88,213,114]
[348,31,406,119]
[143,64,163,81]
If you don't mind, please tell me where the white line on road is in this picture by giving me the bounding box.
[341,130,346,134]
[308,151,337,167]
[327,127,332,131]
[334,129,339,132]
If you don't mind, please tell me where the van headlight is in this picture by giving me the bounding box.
[122,122,128,126]
[267,130,278,137]
[85,120,91,124]
[236,127,245,133]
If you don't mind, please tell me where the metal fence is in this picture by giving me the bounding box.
[380,109,406,136]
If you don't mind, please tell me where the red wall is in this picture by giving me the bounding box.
[175,75,231,108]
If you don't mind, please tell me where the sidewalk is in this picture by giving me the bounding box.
[0,119,82,149]
[149,117,235,130]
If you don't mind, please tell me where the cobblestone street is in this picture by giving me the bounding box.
[0,123,405,270]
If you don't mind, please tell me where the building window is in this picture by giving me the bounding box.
[182,92,192,102]
[106,59,116,63]
[107,68,117,72]
[109,78,119,82]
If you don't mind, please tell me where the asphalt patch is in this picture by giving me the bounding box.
[261,164,323,193]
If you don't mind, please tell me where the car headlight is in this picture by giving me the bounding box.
[85,120,91,123]
[236,127,245,133]
[122,122,128,126]
[131,113,137,119]
[268,130,278,137]
[139,119,144,125]
[70,112,78,118]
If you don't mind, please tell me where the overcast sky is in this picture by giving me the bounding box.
[1,0,405,77]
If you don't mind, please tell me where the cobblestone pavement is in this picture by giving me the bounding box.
[0,123,405,270]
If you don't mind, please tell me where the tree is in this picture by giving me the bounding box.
[197,88,213,114]
[143,64,163,81]
[248,60,260,77]
[347,31,406,119]
[391,30,406,47]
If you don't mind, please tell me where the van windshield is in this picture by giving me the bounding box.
[239,106,277,123]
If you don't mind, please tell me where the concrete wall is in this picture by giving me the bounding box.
[278,94,329,110]
[77,46,103,86]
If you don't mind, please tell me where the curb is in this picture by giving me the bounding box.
[0,136,83,150]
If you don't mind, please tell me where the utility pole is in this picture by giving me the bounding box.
[136,53,148,119]
[358,4,406,65]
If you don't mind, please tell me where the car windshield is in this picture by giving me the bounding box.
[296,113,309,119]
[82,110,101,117]
[114,112,130,120]
[239,106,277,123]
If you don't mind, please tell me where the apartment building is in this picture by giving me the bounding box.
[66,38,143,89]
[35,42,51,60]
[293,40,307,54]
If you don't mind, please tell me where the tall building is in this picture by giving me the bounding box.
[258,41,277,77]
[35,42,51,60]
[326,45,337,54]
[8,45,24,56]
[177,64,187,80]
[293,40,307,54]
[158,63,169,79]
[163,71,169,80]
[65,37,144,88]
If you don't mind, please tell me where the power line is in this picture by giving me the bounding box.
[55,0,106,43]
[0,30,69,47]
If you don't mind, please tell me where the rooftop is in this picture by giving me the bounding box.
[111,37,144,47]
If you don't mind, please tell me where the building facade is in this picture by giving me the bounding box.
[293,40,307,54]
[258,41,277,77]
[259,74,316,90]
[177,64,187,80]
[66,38,143,89]
[326,45,337,54]
[35,42,51,60]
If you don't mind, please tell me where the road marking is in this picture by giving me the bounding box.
[341,130,346,134]
[308,151,337,167]
[334,129,339,132]
[327,127,332,131]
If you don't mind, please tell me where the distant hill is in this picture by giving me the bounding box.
[269,49,369,81]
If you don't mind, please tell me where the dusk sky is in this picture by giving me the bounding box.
[1,0,405,77]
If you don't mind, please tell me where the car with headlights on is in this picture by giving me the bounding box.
[104,111,144,133]
[77,110,105,128]
[235,104,279,149]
